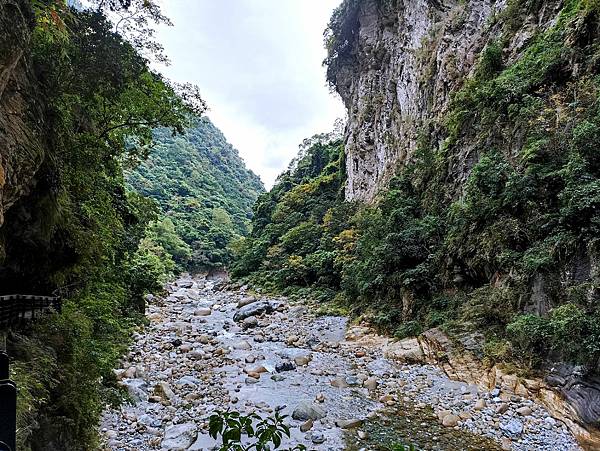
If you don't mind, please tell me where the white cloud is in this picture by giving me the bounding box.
[155,0,345,188]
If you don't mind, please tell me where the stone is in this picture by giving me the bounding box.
[242,316,258,328]
[442,414,460,427]
[474,399,486,410]
[437,410,452,422]
[345,375,361,386]
[233,301,274,322]
[292,400,326,421]
[516,406,532,416]
[286,335,300,345]
[300,419,313,432]
[383,338,424,363]
[161,423,198,450]
[336,419,363,429]
[501,437,512,450]
[294,355,310,366]
[275,361,296,372]
[500,419,524,438]
[237,296,257,308]
[271,374,286,382]
[244,365,268,374]
[122,378,148,403]
[176,376,200,387]
[153,382,176,405]
[496,403,509,414]
[523,379,541,391]
[310,432,326,444]
[194,308,211,316]
[177,280,194,289]
[331,377,349,388]
[358,430,369,439]
[124,366,137,379]
[233,340,252,350]
[544,417,557,427]
[189,350,205,360]
[364,377,378,390]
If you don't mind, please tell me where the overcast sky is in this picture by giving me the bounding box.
[155,0,345,188]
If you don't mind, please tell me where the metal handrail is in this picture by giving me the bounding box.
[0,295,61,330]
[0,294,62,450]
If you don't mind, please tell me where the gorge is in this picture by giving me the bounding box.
[0,0,599,450]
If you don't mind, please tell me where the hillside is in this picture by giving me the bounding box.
[127,117,264,268]
[234,0,600,444]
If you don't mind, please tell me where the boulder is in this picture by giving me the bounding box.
[500,419,524,438]
[122,378,148,403]
[383,338,424,363]
[300,419,313,432]
[237,296,257,308]
[153,382,176,405]
[516,406,532,416]
[336,419,363,429]
[161,423,198,450]
[474,399,486,410]
[330,377,349,388]
[275,361,296,372]
[292,400,326,421]
[233,301,274,322]
[194,307,211,317]
[442,414,460,427]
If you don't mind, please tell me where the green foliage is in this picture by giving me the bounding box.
[127,117,264,269]
[208,410,306,451]
[507,304,600,367]
[323,0,361,88]
[1,2,200,449]
[390,444,417,451]
[232,135,353,292]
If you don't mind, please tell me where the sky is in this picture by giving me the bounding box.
[154,0,346,188]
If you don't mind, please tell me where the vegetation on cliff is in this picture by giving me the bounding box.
[236,0,600,377]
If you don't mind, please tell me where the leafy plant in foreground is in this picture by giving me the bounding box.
[208,410,306,451]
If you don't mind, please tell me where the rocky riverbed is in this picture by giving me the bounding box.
[100,275,582,450]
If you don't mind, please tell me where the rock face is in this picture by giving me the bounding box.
[329,0,560,202]
[414,328,600,449]
[0,0,47,228]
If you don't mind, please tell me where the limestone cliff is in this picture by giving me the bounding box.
[328,0,562,201]
[325,0,600,446]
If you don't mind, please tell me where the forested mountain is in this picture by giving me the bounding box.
[127,118,264,269]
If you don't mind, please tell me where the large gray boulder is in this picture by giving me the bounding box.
[122,378,148,404]
[233,301,274,322]
[161,423,198,450]
[292,400,326,421]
